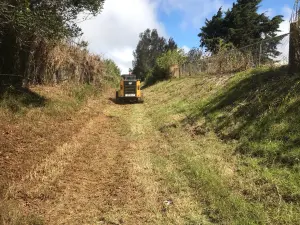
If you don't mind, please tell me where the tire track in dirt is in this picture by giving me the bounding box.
[42,112,131,224]
[42,99,165,224]
[103,102,169,224]
[4,95,163,224]
[3,99,114,222]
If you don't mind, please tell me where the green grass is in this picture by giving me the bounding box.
[197,66,300,167]
[0,84,100,117]
[152,129,266,224]
[144,67,300,224]
[0,86,47,113]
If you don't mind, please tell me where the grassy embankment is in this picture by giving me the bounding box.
[144,66,300,224]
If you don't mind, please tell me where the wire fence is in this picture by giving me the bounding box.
[179,33,290,77]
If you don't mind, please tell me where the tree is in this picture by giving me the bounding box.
[104,59,121,86]
[165,38,178,51]
[157,49,186,69]
[0,0,105,86]
[199,8,227,54]
[132,29,167,80]
[187,48,204,63]
[199,0,284,56]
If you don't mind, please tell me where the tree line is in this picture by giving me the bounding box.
[132,0,284,84]
[132,29,180,83]
[0,0,120,87]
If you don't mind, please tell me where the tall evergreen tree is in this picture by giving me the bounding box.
[198,0,283,56]
[199,8,227,54]
[132,29,167,80]
[165,38,178,51]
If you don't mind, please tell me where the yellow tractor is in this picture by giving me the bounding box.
[116,74,143,103]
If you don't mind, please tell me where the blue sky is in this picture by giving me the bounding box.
[81,0,295,73]
[157,0,295,50]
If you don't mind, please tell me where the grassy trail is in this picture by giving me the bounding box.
[2,67,300,224]
[102,97,210,224]
[1,90,208,224]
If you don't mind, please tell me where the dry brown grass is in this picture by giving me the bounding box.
[27,40,107,86]
[180,48,255,76]
[4,102,129,224]
[1,89,184,224]
[0,85,105,224]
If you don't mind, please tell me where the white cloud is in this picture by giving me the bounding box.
[182,45,191,53]
[276,5,292,64]
[79,0,166,73]
[157,0,230,29]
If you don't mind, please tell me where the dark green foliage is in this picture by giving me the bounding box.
[132,29,179,83]
[165,38,178,51]
[199,0,284,55]
[132,29,167,81]
[199,8,226,54]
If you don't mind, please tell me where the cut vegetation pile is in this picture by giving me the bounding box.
[144,66,300,224]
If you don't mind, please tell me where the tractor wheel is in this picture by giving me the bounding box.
[116,91,119,103]
[138,97,144,104]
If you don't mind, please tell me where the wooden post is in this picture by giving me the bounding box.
[258,42,262,67]
[289,22,300,73]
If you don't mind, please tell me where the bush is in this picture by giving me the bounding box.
[144,49,186,86]
[156,49,186,71]
[104,59,121,87]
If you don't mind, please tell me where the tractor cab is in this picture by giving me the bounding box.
[116,74,143,103]
[121,74,137,81]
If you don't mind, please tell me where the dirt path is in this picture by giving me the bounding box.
[2,90,210,225]
[2,93,163,224]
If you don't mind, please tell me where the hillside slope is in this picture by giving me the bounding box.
[143,66,300,224]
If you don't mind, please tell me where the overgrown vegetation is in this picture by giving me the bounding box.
[104,59,121,87]
[156,49,186,71]
[144,66,300,224]
[24,42,115,86]
[0,0,108,87]
[144,49,187,86]
[132,29,179,84]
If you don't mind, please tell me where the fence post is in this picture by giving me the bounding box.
[258,42,262,67]
[289,22,300,73]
